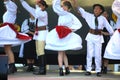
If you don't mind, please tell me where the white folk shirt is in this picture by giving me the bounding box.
[45,0,82,51]
[0,0,31,47]
[53,0,82,31]
[21,1,48,27]
[78,7,114,43]
[20,1,48,40]
[3,0,17,24]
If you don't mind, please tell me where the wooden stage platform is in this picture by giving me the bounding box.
[8,66,120,80]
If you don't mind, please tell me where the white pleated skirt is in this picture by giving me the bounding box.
[45,29,82,51]
[0,25,30,47]
[104,30,120,60]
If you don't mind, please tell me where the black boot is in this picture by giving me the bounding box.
[33,55,46,75]
[101,66,107,74]
[59,67,64,76]
[65,67,70,75]
[8,63,17,74]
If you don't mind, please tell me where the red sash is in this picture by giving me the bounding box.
[55,26,72,39]
[0,23,32,40]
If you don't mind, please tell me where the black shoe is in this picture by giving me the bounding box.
[85,72,91,76]
[30,67,35,71]
[8,63,17,74]
[65,67,70,75]
[96,72,102,77]
[59,68,64,76]
[26,66,31,72]
[8,68,15,74]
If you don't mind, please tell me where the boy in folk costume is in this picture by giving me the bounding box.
[45,0,82,76]
[19,0,48,75]
[0,0,31,74]
[104,0,120,60]
[72,0,114,77]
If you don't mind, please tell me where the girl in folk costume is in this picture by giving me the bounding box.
[72,0,114,77]
[45,0,82,76]
[0,0,31,74]
[19,13,37,72]
[104,0,120,60]
[19,0,48,75]
[101,11,116,74]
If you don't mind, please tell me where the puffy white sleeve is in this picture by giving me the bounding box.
[21,19,29,33]
[77,7,91,19]
[103,17,114,35]
[4,0,17,13]
[52,0,68,16]
[70,14,82,31]
[35,5,48,19]
[20,0,36,17]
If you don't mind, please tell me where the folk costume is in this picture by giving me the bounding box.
[101,11,116,74]
[77,5,114,74]
[45,0,82,51]
[19,17,37,71]
[0,0,31,47]
[0,0,31,74]
[104,0,120,60]
[45,0,82,76]
[20,0,48,75]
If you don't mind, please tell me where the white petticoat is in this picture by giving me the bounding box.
[0,25,30,47]
[104,30,120,60]
[45,29,82,51]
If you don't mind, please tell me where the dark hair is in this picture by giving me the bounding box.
[93,4,105,14]
[39,0,48,8]
[63,1,72,9]
[11,0,15,2]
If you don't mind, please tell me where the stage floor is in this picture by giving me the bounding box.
[8,66,120,80]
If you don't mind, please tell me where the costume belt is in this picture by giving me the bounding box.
[89,29,102,35]
[37,26,46,31]
[35,26,46,35]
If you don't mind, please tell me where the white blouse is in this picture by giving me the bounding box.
[53,0,82,31]
[20,1,48,27]
[3,0,17,24]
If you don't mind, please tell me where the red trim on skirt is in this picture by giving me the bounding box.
[1,23,32,40]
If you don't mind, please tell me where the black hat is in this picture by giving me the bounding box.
[93,4,105,14]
